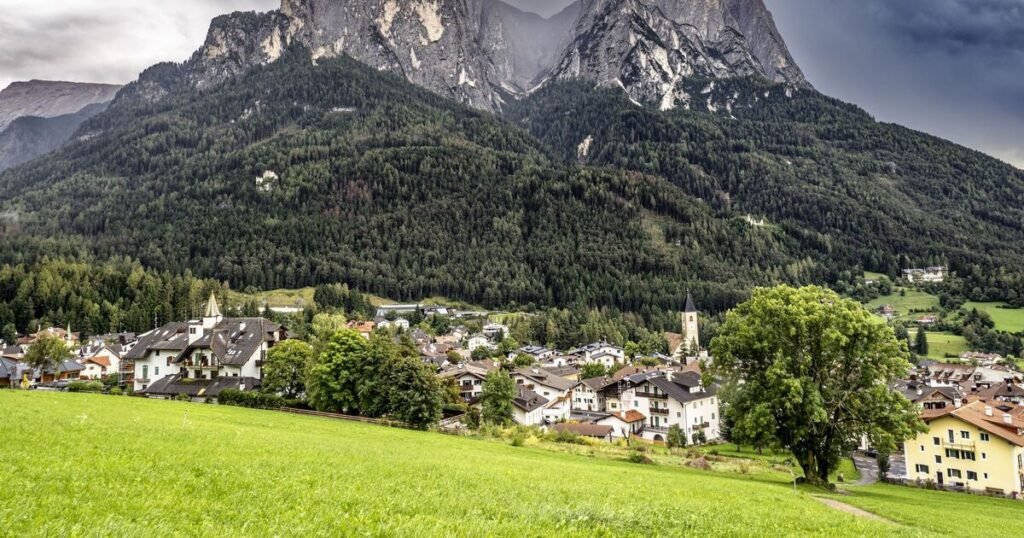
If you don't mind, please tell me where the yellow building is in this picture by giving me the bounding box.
[904,400,1024,496]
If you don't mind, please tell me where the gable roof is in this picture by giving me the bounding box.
[514,367,580,392]
[924,400,1024,447]
[642,372,714,403]
[581,376,617,391]
[513,385,548,412]
[684,292,698,313]
[141,375,261,398]
[178,318,279,367]
[123,323,190,360]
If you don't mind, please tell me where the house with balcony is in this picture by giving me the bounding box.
[904,400,1024,496]
[122,294,286,399]
[438,360,499,402]
[618,371,720,443]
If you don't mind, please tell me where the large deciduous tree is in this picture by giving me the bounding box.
[307,329,369,414]
[25,333,73,381]
[709,286,924,487]
[480,370,516,425]
[263,339,313,399]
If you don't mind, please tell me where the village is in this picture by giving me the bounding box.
[3,281,1023,500]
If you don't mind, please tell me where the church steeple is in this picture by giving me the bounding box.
[205,292,222,318]
[681,291,700,354]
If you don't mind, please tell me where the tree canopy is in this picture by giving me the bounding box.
[709,285,924,486]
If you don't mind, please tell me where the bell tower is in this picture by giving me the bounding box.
[681,291,700,353]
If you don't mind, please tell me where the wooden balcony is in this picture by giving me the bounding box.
[649,407,669,415]
[636,391,667,399]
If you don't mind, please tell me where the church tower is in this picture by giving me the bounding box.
[681,292,700,353]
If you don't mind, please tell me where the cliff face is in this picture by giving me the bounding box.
[125,0,805,111]
[543,0,807,110]
[0,81,121,131]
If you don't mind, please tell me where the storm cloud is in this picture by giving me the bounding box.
[765,0,1024,168]
[1,0,1020,167]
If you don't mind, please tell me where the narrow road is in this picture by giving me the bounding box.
[850,452,906,486]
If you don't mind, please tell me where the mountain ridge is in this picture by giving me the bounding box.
[0,80,121,131]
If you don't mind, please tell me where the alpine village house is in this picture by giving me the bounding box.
[122,294,287,401]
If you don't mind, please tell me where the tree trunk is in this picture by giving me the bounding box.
[799,448,829,487]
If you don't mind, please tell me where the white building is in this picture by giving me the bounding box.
[123,294,286,398]
[624,371,721,443]
[467,334,495,352]
[438,360,498,401]
[78,344,122,380]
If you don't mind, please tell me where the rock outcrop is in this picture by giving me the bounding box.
[124,0,806,111]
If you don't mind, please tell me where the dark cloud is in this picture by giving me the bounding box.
[766,0,1024,168]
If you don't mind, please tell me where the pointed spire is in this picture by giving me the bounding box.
[205,292,222,318]
[684,290,698,313]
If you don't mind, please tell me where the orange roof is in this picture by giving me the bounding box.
[611,410,646,423]
[924,401,1024,447]
[84,356,111,367]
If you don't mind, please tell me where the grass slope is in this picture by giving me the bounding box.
[909,329,970,360]
[0,391,943,537]
[865,290,940,322]
[963,301,1024,334]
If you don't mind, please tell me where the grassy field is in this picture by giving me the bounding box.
[227,287,315,309]
[909,329,969,360]
[963,301,1024,333]
[865,289,940,322]
[2,392,1020,537]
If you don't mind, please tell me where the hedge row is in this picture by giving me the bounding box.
[217,389,285,410]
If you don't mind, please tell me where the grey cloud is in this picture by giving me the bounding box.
[766,0,1024,168]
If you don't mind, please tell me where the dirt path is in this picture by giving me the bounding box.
[814,498,893,524]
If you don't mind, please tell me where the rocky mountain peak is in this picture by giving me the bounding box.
[129,0,805,112]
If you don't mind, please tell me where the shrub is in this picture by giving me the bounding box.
[217,389,285,410]
[175,393,191,402]
[551,429,588,445]
[627,451,653,464]
[686,457,712,470]
[109,387,123,396]
[67,381,104,393]
[510,434,525,447]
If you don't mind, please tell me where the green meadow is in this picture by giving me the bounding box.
[909,329,970,360]
[865,289,940,322]
[1,391,1020,537]
[962,302,1024,334]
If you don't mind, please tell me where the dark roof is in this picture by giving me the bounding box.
[513,385,548,412]
[141,375,261,397]
[514,367,580,392]
[552,423,613,438]
[581,376,617,391]
[0,356,15,378]
[644,372,715,403]
[570,410,612,422]
[176,318,279,367]
[2,345,23,357]
[123,323,189,360]
[684,292,698,313]
[541,365,580,378]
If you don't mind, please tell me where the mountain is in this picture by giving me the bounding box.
[543,0,807,109]
[124,0,803,112]
[0,102,111,172]
[0,81,121,131]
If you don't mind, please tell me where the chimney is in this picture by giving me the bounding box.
[916,388,923,396]
[1003,414,1013,425]
[985,406,993,417]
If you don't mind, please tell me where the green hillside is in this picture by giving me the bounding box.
[1,391,1019,536]
[3,47,1024,332]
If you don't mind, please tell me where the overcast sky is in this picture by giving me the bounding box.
[1,0,1020,168]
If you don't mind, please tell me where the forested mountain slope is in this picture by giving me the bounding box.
[0,50,806,322]
[507,80,1024,303]
[2,46,1023,330]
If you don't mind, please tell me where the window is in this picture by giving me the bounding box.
[189,327,196,335]
[920,445,925,452]
[914,464,929,474]
[932,437,940,446]
[960,431,970,440]
[947,429,954,443]
[155,367,160,376]
[967,471,978,481]
[981,453,986,460]
[945,449,958,459]
[980,433,990,442]
[962,451,976,461]
[142,365,148,380]
[935,455,942,464]
[947,469,962,479]
[983,473,989,480]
